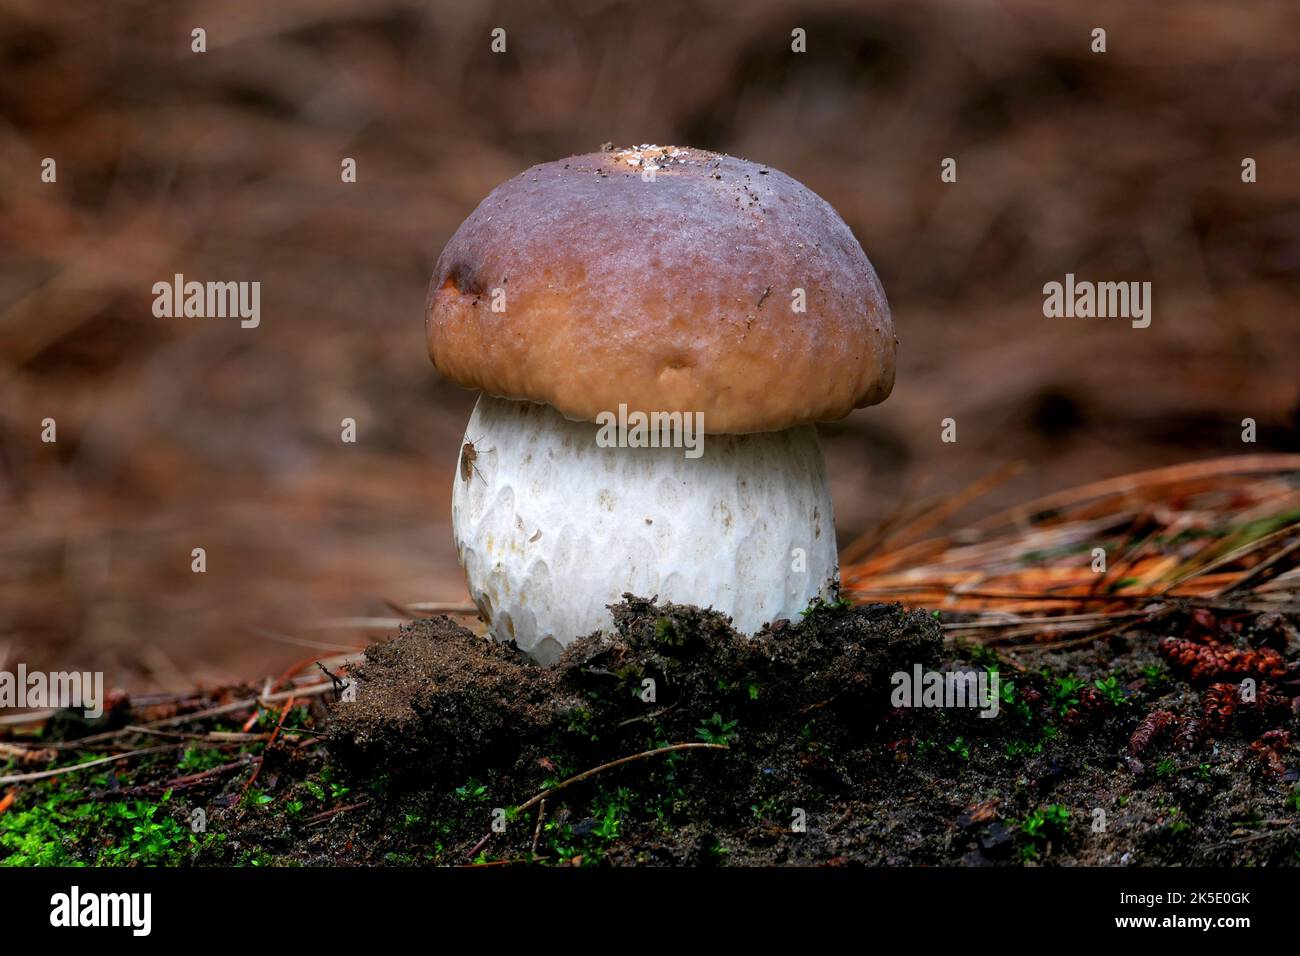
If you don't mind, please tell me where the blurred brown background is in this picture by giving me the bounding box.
[1,0,1297,690]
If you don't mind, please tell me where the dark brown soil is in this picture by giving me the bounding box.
[319,595,944,865]
[315,596,1300,866]
[5,596,1298,867]
[325,621,560,781]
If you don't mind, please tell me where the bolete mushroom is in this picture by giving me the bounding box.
[427,145,895,664]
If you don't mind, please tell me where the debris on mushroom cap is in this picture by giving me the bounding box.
[611,144,691,172]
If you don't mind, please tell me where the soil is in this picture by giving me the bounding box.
[4,596,1299,867]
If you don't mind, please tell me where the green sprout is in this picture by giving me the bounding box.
[696,713,739,746]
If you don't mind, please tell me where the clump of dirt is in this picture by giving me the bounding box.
[326,596,940,793]
[325,616,565,780]
[319,594,941,865]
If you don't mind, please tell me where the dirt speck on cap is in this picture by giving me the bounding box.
[610,144,693,171]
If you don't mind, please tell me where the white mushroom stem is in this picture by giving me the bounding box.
[451,395,839,664]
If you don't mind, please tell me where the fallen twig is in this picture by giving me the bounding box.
[236,695,296,806]
[0,745,181,785]
[305,800,369,826]
[531,798,547,859]
[125,756,255,795]
[467,742,728,861]
[515,742,727,814]
[123,725,266,744]
[0,709,58,728]
[36,681,337,752]
[385,599,478,618]
[0,742,58,763]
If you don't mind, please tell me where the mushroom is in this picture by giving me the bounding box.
[427,146,895,664]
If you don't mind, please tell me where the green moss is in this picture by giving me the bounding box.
[1,782,224,866]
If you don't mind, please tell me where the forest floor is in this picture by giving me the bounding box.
[3,457,1298,867]
[2,593,1298,867]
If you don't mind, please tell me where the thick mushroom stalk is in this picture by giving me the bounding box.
[452,395,838,664]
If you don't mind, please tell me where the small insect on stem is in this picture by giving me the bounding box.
[460,435,487,485]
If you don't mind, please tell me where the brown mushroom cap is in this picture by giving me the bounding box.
[426,146,895,434]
